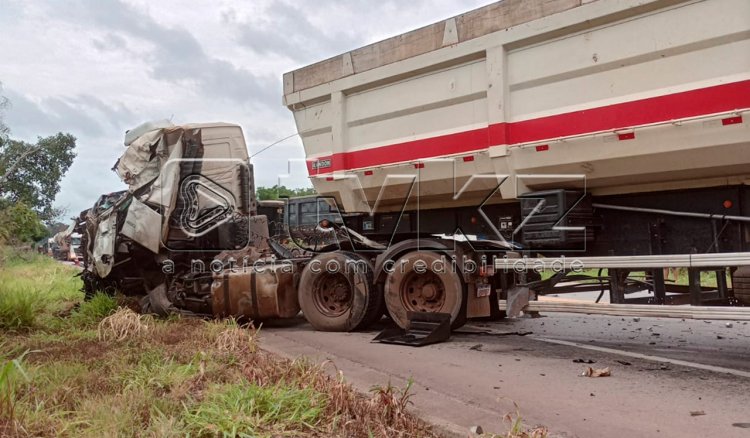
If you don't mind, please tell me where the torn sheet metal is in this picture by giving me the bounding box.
[506,286,533,317]
[124,119,173,146]
[92,212,117,278]
[143,139,183,211]
[120,198,162,253]
[116,120,176,191]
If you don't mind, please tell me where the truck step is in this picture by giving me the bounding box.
[373,312,451,347]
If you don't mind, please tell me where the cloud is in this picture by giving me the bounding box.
[2,88,137,141]
[1,0,495,217]
[231,1,366,65]
[48,0,278,108]
[92,33,128,52]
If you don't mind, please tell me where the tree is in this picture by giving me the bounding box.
[0,201,47,244]
[0,133,77,222]
[0,86,77,224]
[256,185,317,200]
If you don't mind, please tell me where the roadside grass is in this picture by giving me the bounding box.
[0,249,438,437]
[0,248,82,331]
[541,268,730,289]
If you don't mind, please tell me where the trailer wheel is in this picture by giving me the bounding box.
[298,252,377,331]
[385,251,467,330]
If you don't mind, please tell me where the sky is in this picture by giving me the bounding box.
[0,0,493,218]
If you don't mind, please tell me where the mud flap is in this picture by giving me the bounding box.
[506,286,532,317]
[373,311,451,346]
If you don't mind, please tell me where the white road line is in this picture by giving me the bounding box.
[534,336,750,379]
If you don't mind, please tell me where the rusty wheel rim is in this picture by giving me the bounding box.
[399,271,446,313]
[311,272,352,317]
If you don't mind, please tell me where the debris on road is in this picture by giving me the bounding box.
[470,344,483,351]
[581,367,611,377]
[690,411,706,417]
[470,425,484,435]
[725,322,733,328]
[615,360,632,366]
[573,359,596,364]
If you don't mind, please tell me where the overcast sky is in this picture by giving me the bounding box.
[0,0,492,218]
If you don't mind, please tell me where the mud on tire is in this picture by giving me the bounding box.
[298,252,380,332]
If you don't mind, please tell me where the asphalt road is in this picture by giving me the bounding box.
[261,312,750,438]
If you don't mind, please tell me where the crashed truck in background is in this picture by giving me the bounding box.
[51,220,82,262]
[77,121,305,320]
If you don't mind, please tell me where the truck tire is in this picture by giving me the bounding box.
[298,252,377,331]
[358,279,386,329]
[348,254,385,330]
[385,251,467,330]
[732,266,750,305]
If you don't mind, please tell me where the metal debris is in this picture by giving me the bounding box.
[581,367,611,377]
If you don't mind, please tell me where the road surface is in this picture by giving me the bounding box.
[261,312,750,438]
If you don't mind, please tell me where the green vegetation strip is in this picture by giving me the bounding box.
[0,249,436,437]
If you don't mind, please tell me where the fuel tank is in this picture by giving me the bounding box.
[211,263,300,320]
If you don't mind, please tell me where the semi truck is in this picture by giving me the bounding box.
[51,222,82,262]
[80,0,750,334]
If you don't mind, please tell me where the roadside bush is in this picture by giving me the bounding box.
[0,287,43,331]
[69,293,118,327]
[0,202,47,246]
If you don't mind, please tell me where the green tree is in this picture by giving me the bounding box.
[0,201,47,244]
[0,86,76,246]
[0,133,76,222]
[256,185,316,200]
[0,85,77,224]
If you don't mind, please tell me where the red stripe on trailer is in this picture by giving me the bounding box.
[509,80,750,143]
[722,116,743,126]
[535,144,549,152]
[306,79,750,174]
[617,132,635,141]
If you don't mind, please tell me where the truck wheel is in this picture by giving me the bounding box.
[349,254,385,330]
[385,251,467,330]
[356,280,385,329]
[298,252,377,331]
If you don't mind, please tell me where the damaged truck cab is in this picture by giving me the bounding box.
[79,122,301,321]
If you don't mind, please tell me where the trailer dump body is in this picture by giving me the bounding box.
[284,0,750,214]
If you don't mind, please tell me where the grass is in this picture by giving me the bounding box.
[0,248,437,437]
[541,267,731,288]
[492,403,548,438]
[183,383,325,437]
[0,248,82,331]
